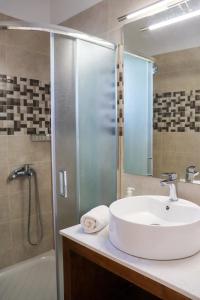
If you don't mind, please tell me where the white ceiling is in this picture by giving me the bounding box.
[0,0,102,24]
[0,0,50,23]
[50,0,103,24]
[124,0,200,57]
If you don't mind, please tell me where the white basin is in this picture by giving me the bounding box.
[109,196,200,260]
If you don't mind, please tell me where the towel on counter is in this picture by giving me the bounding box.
[80,205,110,233]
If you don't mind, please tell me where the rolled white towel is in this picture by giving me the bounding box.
[80,205,110,233]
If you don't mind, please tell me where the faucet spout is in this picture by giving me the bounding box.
[160,172,178,202]
[168,182,178,201]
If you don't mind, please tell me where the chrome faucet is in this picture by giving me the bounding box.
[7,164,35,181]
[185,165,199,183]
[160,173,178,202]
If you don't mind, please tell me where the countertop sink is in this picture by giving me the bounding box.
[109,196,200,260]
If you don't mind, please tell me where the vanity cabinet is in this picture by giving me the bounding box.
[62,236,190,300]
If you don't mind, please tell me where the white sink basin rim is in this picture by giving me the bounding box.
[109,196,200,260]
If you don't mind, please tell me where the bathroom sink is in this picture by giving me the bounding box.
[109,196,200,260]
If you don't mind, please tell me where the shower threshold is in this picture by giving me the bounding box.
[0,250,57,300]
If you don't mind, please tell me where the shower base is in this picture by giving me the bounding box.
[0,250,57,300]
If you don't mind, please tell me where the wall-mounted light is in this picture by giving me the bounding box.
[118,0,189,22]
[148,8,200,30]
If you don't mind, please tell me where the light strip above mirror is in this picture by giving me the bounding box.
[148,8,200,30]
[118,0,189,22]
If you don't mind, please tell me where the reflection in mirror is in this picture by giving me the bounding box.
[124,53,153,176]
[123,0,200,184]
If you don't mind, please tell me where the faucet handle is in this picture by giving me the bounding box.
[161,172,177,182]
[24,163,33,170]
[186,165,198,174]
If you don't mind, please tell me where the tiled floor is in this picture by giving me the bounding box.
[0,250,57,300]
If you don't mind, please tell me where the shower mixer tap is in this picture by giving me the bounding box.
[7,163,43,246]
[7,164,35,181]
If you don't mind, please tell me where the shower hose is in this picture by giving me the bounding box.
[27,173,43,246]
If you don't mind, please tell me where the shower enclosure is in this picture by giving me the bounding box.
[0,20,117,300]
[51,33,117,300]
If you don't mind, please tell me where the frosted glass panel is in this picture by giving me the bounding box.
[124,53,153,175]
[76,40,117,216]
[51,34,78,300]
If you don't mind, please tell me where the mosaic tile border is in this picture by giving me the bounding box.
[117,45,124,137]
[0,54,124,137]
[154,90,200,132]
[0,74,50,135]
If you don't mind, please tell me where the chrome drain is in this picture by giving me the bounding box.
[150,223,160,226]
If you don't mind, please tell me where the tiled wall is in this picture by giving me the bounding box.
[153,90,200,132]
[153,48,200,133]
[0,135,53,268]
[0,74,50,135]
[0,14,53,269]
[62,0,200,205]
[153,132,200,179]
[153,47,200,93]
[153,48,200,180]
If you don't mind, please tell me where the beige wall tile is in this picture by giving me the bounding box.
[5,45,50,81]
[4,30,50,56]
[30,142,51,163]
[0,249,13,269]
[0,14,52,268]
[11,218,28,248]
[9,192,27,221]
[11,234,53,264]
[0,160,9,197]
[153,132,200,181]
[122,173,200,206]
[0,194,9,224]
[0,44,6,73]
[7,175,29,195]
[34,161,52,192]
[10,213,52,248]
[154,47,200,92]
[39,189,53,214]
[122,173,168,197]
[2,136,52,267]
[0,14,50,82]
[42,212,53,236]
[0,222,12,268]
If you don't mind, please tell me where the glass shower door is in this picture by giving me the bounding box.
[76,39,117,216]
[51,33,78,300]
[51,34,117,300]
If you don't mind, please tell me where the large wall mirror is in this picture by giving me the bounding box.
[123,0,200,184]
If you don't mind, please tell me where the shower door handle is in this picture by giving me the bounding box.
[58,170,68,198]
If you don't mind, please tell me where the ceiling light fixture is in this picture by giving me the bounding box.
[149,8,200,30]
[118,0,189,22]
